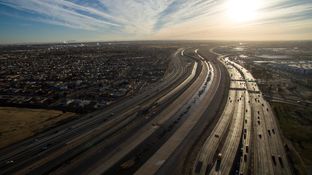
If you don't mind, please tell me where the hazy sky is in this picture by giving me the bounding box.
[0,0,312,44]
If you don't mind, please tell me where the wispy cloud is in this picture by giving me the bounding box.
[0,0,311,40]
[0,0,121,30]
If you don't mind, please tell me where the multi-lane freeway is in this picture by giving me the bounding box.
[192,48,291,175]
[0,46,292,175]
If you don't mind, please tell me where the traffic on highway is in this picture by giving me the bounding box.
[0,46,292,175]
[192,49,292,175]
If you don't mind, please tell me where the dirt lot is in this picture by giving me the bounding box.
[0,107,75,149]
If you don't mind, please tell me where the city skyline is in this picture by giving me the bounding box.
[1,0,312,44]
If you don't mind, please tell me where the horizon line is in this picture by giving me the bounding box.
[1,39,312,46]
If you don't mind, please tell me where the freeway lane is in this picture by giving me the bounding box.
[45,60,200,175]
[238,90,252,175]
[208,61,247,175]
[139,48,229,175]
[230,59,291,175]
[21,49,201,175]
[0,49,183,162]
[209,90,245,175]
[226,56,291,175]
[193,48,292,175]
[0,45,292,175]
[86,53,209,175]
[193,62,243,175]
[155,48,230,175]
[135,53,214,175]
[0,48,194,175]
[155,60,198,104]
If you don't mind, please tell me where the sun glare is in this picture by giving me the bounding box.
[226,0,260,23]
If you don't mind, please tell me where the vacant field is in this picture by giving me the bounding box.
[0,107,75,149]
[272,102,312,174]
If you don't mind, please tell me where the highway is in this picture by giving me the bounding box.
[0,46,292,175]
[0,46,225,175]
[134,52,214,175]
[232,60,292,175]
[87,49,218,175]
[193,62,244,175]
[208,61,246,175]
[192,48,291,175]
[131,48,230,175]
[143,48,230,175]
[0,48,198,175]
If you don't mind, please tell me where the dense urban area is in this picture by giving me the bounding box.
[0,42,173,113]
[0,41,311,175]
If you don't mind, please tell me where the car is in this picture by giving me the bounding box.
[272,155,277,165]
[216,153,222,171]
[244,154,247,162]
[6,160,14,164]
[195,161,203,173]
[278,155,284,167]
[217,153,222,160]
[41,146,48,150]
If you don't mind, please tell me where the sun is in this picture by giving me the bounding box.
[226,0,260,23]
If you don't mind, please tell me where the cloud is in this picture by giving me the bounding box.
[0,0,311,40]
[150,0,312,40]
[0,0,121,30]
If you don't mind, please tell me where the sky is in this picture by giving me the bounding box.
[0,0,312,44]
